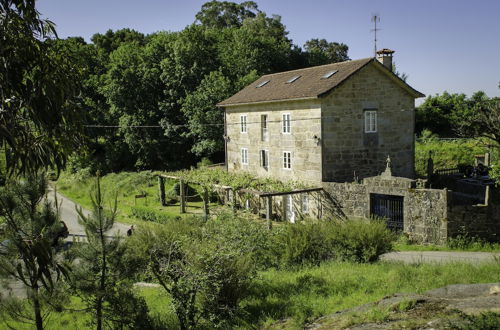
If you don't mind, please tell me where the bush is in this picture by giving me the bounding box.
[202,211,279,269]
[276,219,395,266]
[331,219,395,262]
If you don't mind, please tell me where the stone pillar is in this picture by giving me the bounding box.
[179,179,186,214]
[158,176,166,206]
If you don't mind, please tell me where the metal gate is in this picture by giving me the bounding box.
[370,194,404,231]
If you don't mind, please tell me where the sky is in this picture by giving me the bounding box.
[37,0,500,103]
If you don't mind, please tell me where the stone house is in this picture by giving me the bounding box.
[218,50,425,185]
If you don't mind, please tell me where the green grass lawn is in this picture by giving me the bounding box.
[55,171,218,225]
[3,260,498,329]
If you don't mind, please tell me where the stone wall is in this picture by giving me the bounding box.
[323,175,450,244]
[447,188,500,243]
[321,63,416,182]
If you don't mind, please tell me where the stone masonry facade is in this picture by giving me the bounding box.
[321,64,415,181]
[225,61,417,184]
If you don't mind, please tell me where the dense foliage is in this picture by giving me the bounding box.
[415,91,498,140]
[0,0,82,176]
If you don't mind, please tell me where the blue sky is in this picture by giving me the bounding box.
[38,0,500,102]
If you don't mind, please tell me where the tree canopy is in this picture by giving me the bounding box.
[0,0,83,176]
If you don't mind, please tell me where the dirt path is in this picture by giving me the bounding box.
[381,251,500,264]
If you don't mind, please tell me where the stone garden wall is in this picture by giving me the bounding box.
[323,174,499,244]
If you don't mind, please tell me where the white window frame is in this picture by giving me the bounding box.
[301,194,309,214]
[283,151,292,170]
[260,149,269,169]
[282,113,291,134]
[261,114,268,141]
[241,148,248,165]
[364,110,377,133]
[240,115,247,134]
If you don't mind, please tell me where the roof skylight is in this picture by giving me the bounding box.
[256,80,270,88]
[322,70,338,79]
[286,75,301,84]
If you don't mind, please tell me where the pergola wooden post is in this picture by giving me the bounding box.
[266,196,273,230]
[203,187,209,219]
[179,179,186,214]
[158,176,166,206]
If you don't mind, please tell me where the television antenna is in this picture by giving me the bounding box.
[371,14,381,56]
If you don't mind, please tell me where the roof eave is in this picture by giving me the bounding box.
[217,96,319,108]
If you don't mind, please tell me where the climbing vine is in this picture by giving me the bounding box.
[160,168,311,192]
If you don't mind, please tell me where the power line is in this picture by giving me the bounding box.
[83,111,410,129]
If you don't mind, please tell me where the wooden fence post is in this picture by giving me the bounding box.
[203,187,209,220]
[158,176,166,206]
[179,179,186,214]
[266,196,273,230]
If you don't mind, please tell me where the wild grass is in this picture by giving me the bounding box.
[2,260,498,329]
[241,260,500,328]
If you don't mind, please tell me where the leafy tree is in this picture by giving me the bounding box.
[71,175,150,329]
[415,92,471,137]
[195,0,260,28]
[181,71,233,158]
[91,28,145,54]
[0,0,82,176]
[0,176,70,330]
[303,38,349,66]
[392,62,408,82]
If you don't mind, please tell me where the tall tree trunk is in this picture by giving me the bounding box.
[31,286,44,330]
[96,297,103,330]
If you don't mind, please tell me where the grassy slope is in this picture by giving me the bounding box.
[56,171,215,225]
[2,261,498,329]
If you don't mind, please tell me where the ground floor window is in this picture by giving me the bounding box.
[301,194,309,214]
[283,151,291,169]
[241,148,248,165]
[260,150,269,169]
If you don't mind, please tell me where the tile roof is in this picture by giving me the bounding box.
[218,58,423,107]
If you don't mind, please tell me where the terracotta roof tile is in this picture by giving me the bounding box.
[218,58,373,106]
[218,58,424,106]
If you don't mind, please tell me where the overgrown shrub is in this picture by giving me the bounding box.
[127,220,256,329]
[276,219,395,266]
[202,211,280,269]
[330,219,395,262]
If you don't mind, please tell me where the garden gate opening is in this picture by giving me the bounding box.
[370,193,404,231]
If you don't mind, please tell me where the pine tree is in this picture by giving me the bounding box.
[0,175,70,330]
[71,173,149,329]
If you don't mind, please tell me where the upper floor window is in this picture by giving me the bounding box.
[240,115,247,133]
[283,151,292,169]
[282,113,291,134]
[241,148,248,165]
[261,114,268,141]
[364,110,377,133]
[260,149,269,169]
